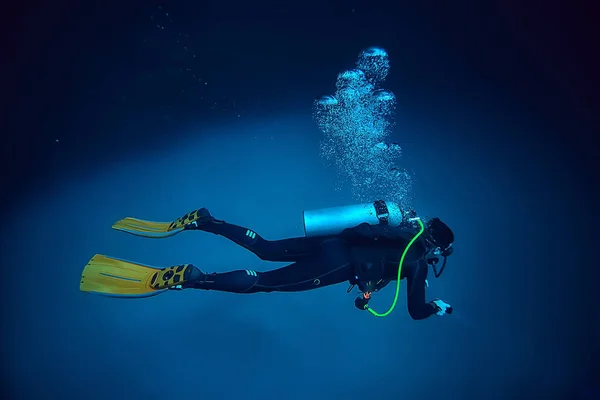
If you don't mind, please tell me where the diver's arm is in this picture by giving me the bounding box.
[405,260,438,320]
[339,223,377,241]
[374,279,391,291]
[339,223,410,245]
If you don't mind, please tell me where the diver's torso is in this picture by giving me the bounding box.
[346,230,428,280]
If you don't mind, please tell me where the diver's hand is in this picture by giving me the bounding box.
[431,299,453,316]
[355,296,370,310]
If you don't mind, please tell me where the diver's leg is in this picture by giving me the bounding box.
[186,260,352,294]
[183,239,353,293]
[186,208,323,262]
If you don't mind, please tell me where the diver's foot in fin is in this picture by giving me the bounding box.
[112,207,219,238]
[181,208,217,231]
[80,255,206,298]
[151,263,205,290]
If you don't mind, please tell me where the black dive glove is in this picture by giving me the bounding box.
[354,293,371,310]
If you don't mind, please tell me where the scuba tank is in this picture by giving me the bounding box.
[303,200,404,237]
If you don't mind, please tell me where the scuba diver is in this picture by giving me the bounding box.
[80,200,455,319]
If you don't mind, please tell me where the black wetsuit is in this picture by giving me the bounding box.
[190,220,439,320]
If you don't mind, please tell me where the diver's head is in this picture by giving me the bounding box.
[423,217,454,278]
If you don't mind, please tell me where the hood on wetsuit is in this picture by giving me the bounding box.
[423,217,454,278]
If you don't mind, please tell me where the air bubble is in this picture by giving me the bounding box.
[336,69,366,88]
[316,95,338,106]
[389,142,401,152]
[356,47,390,84]
[373,89,395,102]
[314,47,412,208]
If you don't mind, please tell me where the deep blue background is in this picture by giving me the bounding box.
[3,1,598,399]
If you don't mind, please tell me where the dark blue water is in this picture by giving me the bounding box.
[3,1,598,399]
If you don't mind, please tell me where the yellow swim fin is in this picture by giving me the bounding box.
[111,208,210,238]
[80,254,196,298]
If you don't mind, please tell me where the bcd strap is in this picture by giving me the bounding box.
[373,199,389,225]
